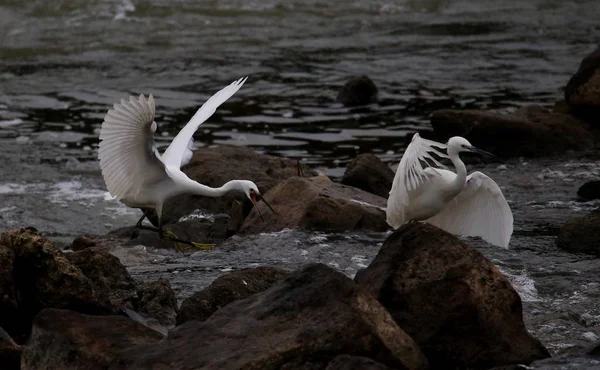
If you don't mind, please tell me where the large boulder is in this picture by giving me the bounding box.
[144,145,316,227]
[240,176,388,234]
[176,266,289,324]
[0,327,21,370]
[430,105,594,157]
[341,153,395,198]
[565,45,600,120]
[354,223,550,369]
[137,278,178,328]
[110,264,428,370]
[556,211,600,256]
[336,75,378,107]
[21,308,163,370]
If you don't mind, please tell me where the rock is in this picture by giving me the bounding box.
[326,355,395,370]
[21,308,163,370]
[176,267,289,325]
[337,75,378,107]
[111,264,428,370]
[430,105,594,157]
[354,223,550,369]
[556,211,600,256]
[137,278,178,328]
[144,145,316,228]
[565,46,600,120]
[0,244,18,341]
[577,180,600,201]
[71,234,97,251]
[65,248,138,310]
[0,327,22,370]
[341,154,394,198]
[240,176,389,234]
[0,228,114,341]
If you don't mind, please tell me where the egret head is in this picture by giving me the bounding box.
[447,136,495,157]
[236,180,276,221]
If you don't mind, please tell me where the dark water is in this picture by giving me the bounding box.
[2,0,600,366]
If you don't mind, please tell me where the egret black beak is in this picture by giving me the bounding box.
[249,193,276,222]
[470,146,497,158]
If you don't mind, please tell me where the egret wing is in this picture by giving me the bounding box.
[386,133,449,227]
[425,171,513,248]
[98,94,167,200]
[161,77,247,168]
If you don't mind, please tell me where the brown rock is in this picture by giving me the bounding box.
[71,234,97,251]
[144,145,316,227]
[430,105,594,157]
[0,245,18,341]
[354,223,550,369]
[240,176,388,234]
[137,278,178,328]
[341,154,394,198]
[556,211,600,257]
[0,327,21,370]
[565,46,600,121]
[176,266,289,325]
[326,355,395,370]
[110,264,428,370]
[21,308,163,370]
[337,75,378,107]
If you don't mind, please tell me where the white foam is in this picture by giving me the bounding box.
[498,267,541,302]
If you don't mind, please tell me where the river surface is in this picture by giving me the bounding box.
[1,0,600,368]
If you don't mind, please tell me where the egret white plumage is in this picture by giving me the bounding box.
[386,133,513,248]
[98,77,275,249]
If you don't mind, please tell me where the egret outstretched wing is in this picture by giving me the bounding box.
[426,171,513,248]
[98,94,167,201]
[161,77,248,168]
[386,133,449,227]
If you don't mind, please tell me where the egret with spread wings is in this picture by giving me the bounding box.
[386,133,513,248]
[98,77,274,249]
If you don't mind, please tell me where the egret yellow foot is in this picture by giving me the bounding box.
[161,230,215,252]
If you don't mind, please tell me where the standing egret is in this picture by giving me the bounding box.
[98,77,275,249]
[386,133,513,248]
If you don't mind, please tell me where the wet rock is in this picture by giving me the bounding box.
[0,244,18,341]
[337,75,378,107]
[65,248,138,310]
[430,105,594,157]
[0,228,114,341]
[240,176,388,234]
[556,211,600,256]
[21,308,163,370]
[0,327,22,370]
[176,266,289,324]
[137,278,178,328]
[144,145,316,227]
[341,153,394,198]
[326,355,395,370]
[111,264,428,370]
[565,46,600,120]
[354,223,550,369]
[577,180,600,201]
[71,234,97,251]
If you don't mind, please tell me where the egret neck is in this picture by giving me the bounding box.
[447,147,467,195]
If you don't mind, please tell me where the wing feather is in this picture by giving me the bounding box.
[425,171,513,248]
[98,94,167,201]
[386,133,449,227]
[161,76,248,168]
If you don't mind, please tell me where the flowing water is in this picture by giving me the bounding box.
[1,0,600,366]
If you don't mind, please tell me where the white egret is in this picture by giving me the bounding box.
[386,133,513,248]
[98,77,275,248]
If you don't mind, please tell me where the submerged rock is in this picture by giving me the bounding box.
[341,153,395,198]
[241,176,388,234]
[137,278,178,328]
[354,223,550,369]
[577,180,600,201]
[337,75,378,107]
[111,264,427,370]
[176,266,289,325]
[144,145,316,227]
[430,105,594,157]
[21,308,163,370]
[0,327,21,370]
[556,211,600,257]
